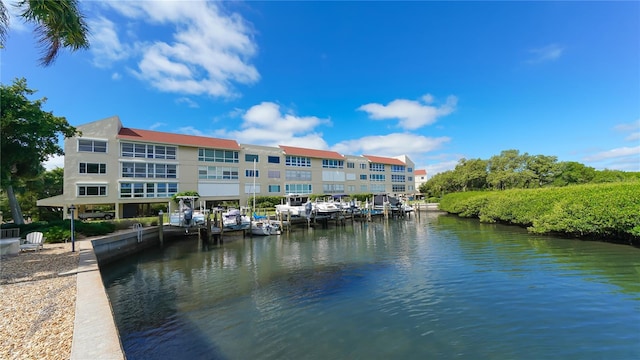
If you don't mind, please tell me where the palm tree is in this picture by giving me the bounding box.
[0,0,89,66]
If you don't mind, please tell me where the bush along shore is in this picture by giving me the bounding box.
[438,182,640,246]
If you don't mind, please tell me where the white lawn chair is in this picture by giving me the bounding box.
[20,231,44,252]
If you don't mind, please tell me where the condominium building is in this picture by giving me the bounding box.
[37,116,417,219]
[414,169,428,189]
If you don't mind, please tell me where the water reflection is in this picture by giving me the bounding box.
[102,213,640,360]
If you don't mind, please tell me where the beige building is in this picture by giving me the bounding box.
[38,116,418,218]
[414,169,428,194]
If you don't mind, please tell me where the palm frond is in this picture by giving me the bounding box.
[21,0,89,66]
[0,1,9,48]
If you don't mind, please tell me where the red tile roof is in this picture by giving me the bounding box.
[279,145,345,160]
[414,169,427,176]
[117,128,241,150]
[363,155,406,166]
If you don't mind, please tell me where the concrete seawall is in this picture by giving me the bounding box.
[413,203,440,211]
[71,225,170,359]
[92,226,160,266]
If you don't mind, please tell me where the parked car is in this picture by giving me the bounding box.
[78,209,115,220]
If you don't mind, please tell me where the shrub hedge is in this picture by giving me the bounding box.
[2,220,117,243]
[438,182,640,245]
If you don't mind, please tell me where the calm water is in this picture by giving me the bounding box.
[102,213,640,360]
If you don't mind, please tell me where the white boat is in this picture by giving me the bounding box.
[402,204,414,214]
[221,208,251,231]
[312,198,341,215]
[169,196,206,229]
[275,194,312,218]
[251,220,280,236]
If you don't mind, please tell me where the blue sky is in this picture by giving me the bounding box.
[2,1,639,175]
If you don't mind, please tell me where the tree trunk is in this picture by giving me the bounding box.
[6,185,25,225]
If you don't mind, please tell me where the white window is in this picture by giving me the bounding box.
[323,184,345,193]
[120,182,177,198]
[391,174,406,183]
[78,139,107,153]
[79,163,106,174]
[369,163,385,172]
[198,148,238,163]
[268,170,281,179]
[121,143,177,160]
[392,184,406,192]
[285,183,312,194]
[370,184,386,193]
[244,184,261,194]
[286,170,312,181]
[322,171,345,182]
[198,166,238,180]
[322,159,344,168]
[78,185,107,196]
[285,156,311,167]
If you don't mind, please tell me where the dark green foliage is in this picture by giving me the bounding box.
[247,195,283,209]
[439,183,640,244]
[2,219,115,242]
[43,227,71,243]
[420,149,640,198]
[74,220,116,236]
[1,78,80,224]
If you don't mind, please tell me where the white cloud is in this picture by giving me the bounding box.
[111,72,122,80]
[177,126,205,137]
[614,119,640,142]
[176,97,199,108]
[332,133,451,163]
[358,94,457,130]
[583,146,640,162]
[44,154,64,170]
[425,159,460,177]
[626,133,640,142]
[90,1,259,98]
[582,146,640,171]
[213,102,331,147]
[149,122,167,130]
[6,3,27,33]
[526,44,564,64]
[578,120,640,171]
[88,16,131,68]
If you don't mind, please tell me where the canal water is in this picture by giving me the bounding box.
[101,213,640,360]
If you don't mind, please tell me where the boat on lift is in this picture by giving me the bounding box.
[275,193,312,218]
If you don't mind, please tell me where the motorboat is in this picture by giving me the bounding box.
[169,196,206,228]
[251,220,280,236]
[312,198,341,215]
[222,208,251,231]
[275,194,312,218]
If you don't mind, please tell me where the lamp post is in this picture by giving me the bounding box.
[69,205,76,252]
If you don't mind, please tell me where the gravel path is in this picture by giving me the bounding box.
[0,243,79,360]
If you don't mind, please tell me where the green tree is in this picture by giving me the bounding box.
[1,78,79,224]
[486,150,532,190]
[0,0,89,66]
[525,154,558,187]
[553,161,596,186]
[454,158,488,191]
